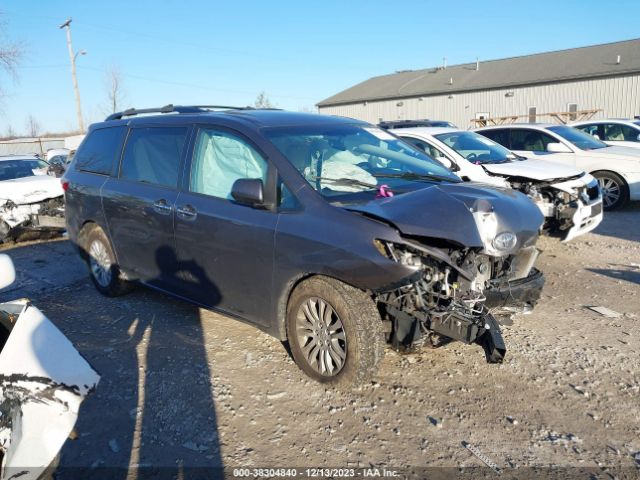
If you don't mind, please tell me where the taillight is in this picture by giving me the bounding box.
[62,180,69,191]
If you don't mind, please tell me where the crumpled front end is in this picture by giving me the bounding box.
[0,299,99,480]
[374,239,544,363]
[508,175,603,241]
[0,197,65,243]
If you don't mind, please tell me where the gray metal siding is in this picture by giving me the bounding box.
[319,74,640,129]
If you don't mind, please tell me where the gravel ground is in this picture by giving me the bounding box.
[0,205,638,479]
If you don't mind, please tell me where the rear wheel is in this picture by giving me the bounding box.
[593,171,629,210]
[82,226,132,297]
[286,276,384,389]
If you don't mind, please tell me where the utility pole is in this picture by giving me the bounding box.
[59,18,85,132]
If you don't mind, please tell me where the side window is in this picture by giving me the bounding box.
[402,137,440,157]
[190,128,268,200]
[576,124,599,137]
[74,126,126,175]
[603,124,638,141]
[479,129,509,148]
[120,127,188,188]
[510,129,554,152]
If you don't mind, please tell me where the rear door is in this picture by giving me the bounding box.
[507,128,576,166]
[173,126,277,326]
[102,125,190,286]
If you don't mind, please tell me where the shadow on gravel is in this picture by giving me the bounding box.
[592,202,640,243]
[587,268,640,286]
[41,242,226,479]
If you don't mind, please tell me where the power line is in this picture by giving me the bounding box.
[75,65,318,101]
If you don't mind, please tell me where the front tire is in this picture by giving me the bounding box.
[593,170,629,210]
[286,276,384,389]
[82,226,132,297]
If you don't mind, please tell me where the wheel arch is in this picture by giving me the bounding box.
[275,272,373,341]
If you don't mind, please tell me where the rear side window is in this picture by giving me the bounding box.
[479,129,509,148]
[510,129,555,152]
[190,128,268,200]
[602,123,639,141]
[120,127,188,188]
[75,126,126,175]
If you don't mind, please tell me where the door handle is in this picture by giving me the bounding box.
[176,204,197,220]
[152,199,173,215]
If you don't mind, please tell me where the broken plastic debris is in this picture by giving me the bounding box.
[585,306,621,318]
[462,441,502,474]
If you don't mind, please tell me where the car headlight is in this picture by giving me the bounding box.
[492,231,517,252]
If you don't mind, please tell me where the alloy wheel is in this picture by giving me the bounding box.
[295,297,347,376]
[89,239,112,288]
[598,176,621,208]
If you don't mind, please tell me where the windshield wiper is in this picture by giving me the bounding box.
[372,172,452,182]
[312,176,378,190]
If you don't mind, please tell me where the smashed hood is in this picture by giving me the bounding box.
[346,183,544,250]
[0,176,64,205]
[482,158,583,181]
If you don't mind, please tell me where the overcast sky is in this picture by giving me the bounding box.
[1,0,640,135]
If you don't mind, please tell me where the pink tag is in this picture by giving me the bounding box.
[376,184,394,198]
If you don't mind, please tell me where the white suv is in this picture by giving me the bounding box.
[571,119,640,149]
[394,127,603,241]
[475,124,640,210]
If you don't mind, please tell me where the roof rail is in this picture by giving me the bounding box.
[105,104,252,121]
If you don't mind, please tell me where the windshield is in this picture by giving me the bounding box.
[0,159,50,181]
[434,131,516,164]
[548,125,607,150]
[265,124,460,201]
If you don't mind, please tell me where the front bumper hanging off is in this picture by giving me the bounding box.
[484,268,545,318]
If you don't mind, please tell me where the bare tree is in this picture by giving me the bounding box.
[298,105,317,113]
[104,65,126,114]
[0,13,23,98]
[25,115,40,137]
[254,91,274,109]
[4,124,15,139]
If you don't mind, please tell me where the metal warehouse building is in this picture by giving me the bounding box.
[317,38,640,129]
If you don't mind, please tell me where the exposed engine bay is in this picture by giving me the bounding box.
[500,175,602,242]
[374,239,544,363]
[0,196,65,243]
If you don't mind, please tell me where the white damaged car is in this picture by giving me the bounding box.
[0,254,99,479]
[0,156,65,243]
[393,127,603,242]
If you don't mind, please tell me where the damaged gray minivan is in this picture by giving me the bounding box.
[64,107,545,387]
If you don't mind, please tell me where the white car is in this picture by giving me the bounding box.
[0,155,65,242]
[0,254,99,479]
[571,119,640,149]
[475,124,640,210]
[393,127,603,242]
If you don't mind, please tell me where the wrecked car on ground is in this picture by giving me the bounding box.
[0,254,99,479]
[393,127,603,242]
[63,107,545,387]
[0,155,66,243]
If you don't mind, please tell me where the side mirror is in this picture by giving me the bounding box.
[592,134,600,140]
[231,178,264,207]
[0,254,16,290]
[636,133,640,142]
[546,142,572,153]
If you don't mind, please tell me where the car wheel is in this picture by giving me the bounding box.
[286,276,384,388]
[593,171,629,210]
[83,226,132,297]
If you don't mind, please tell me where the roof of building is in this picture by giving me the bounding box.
[318,38,640,107]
